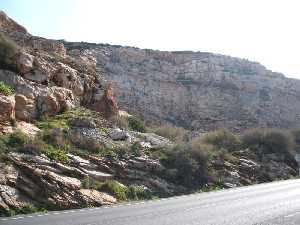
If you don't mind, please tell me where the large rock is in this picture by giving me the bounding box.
[0,185,27,211]
[109,128,130,141]
[0,94,15,126]
[92,84,119,118]
[53,62,84,96]
[37,87,75,115]
[16,52,34,75]
[14,94,37,121]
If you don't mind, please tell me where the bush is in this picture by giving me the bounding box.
[99,180,127,201]
[201,130,241,151]
[242,129,294,156]
[45,148,69,164]
[0,204,46,217]
[128,117,146,133]
[0,32,20,72]
[36,114,69,131]
[152,125,187,143]
[7,131,31,148]
[81,177,103,190]
[0,81,13,96]
[161,143,209,187]
[125,185,153,200]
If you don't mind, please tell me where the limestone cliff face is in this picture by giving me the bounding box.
[64,42,300,132]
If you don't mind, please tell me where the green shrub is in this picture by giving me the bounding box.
[7,131,31,148]
[0,32,20,72]
[36,114,69,130]
[0,81,13,96]
[44,147,69,164]
[81,177,103,190]
[152,125,187,143]
[125,185,153,200]
[98,146,116,158]
[128,117,146,133]
[242,129,294,156]
[201,130,241,151]
[0,204,46,217]
[161,143,209,187]
[99,180,127,201]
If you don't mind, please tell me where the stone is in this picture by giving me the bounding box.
[16,52,34,75]
[14,94,37,121]
[53,63,84,96]
[37,87,75,116]
[143,133,171,147]
[79,189,117,205]
[92,84,119,118]
[129,156,164,172]
[109,128,130,141]
[0,185,27,210]
[0,94,15,125]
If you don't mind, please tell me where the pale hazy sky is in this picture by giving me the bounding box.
[1,0,300,79]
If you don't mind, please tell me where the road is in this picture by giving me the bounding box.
[2,179,300,225]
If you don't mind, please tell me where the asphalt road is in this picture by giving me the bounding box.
[2,179,300,225]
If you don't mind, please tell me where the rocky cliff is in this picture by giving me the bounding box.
[63,42,300,132]
[0,11,118,131]
[0,11,298,217]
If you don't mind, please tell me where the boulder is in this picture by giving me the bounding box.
[53,63,84,96]
[143,133,171,147]
[0,185,27,210]
[92,84,119,118]
[16,52,34,75]
[14,94,37,121]
[109,128,130,141]
[0,94,15,125]
[129,156,164,172]
[37,87,75,116]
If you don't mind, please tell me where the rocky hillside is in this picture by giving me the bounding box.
[0,11,299,217]
[63,42,300,132]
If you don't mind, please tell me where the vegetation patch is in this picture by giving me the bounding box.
[152,124,187,143]
[242,128,294,157]
[0,81,13,96]
[128,116,146,133]
[0,32,20,72]
[201,130,241,151]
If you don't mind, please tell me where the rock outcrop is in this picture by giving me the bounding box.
[63,42,300,132]
[0,11,118,123]
[0,94,15,127]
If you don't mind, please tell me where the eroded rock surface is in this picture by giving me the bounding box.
[63,42,300,132]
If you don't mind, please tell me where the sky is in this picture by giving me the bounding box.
[1,0,300,79]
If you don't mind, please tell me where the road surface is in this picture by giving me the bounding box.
[2,179,300,225]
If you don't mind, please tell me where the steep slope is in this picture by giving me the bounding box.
[0,10,118,131]
[0,11,298,218]
[64,42,300,132]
